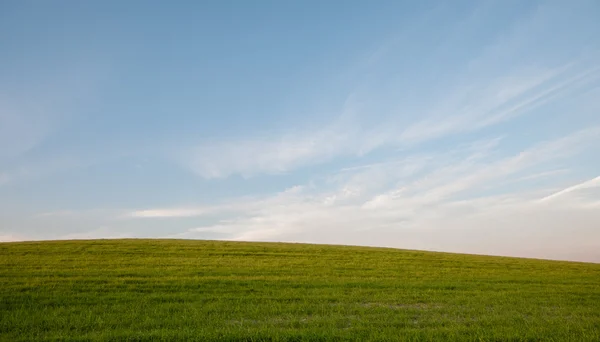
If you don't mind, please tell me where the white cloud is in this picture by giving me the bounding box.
[398,62,600,144]
[180,120,358,178]
[179,60,595,180]
[134,128,600,262]
[177,189,600,262]
[177,11,600,180]
[539,176,600,202]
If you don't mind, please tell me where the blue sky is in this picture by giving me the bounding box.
[1,0,600,262]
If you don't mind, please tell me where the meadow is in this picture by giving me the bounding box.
[1,239,599,341]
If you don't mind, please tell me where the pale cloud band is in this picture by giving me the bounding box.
[126,128,600,262]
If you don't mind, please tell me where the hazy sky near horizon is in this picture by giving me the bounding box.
[1,0,600,262]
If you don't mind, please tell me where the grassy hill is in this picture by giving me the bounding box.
[1,239,599,341]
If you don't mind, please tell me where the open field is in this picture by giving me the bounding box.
[1,239,599,341]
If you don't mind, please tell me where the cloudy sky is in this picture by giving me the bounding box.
[1,0,599,262]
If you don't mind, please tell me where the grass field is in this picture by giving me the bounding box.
[1,239,599,341]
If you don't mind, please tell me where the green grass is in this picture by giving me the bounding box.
[1,239,599,341]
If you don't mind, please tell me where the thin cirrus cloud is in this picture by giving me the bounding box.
[172,0,600,180]
[180,121,358,179]
[140,128,600,222]
[539,176,600,203]
[129,127,600,262]
[178,59,600,179]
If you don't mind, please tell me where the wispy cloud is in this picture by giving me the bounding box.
[178,59,597,180]
[175,0,600,180]
[179,119,358,178]
[539,176,600,203]
[399,63,600,143]
[134,128,600,262]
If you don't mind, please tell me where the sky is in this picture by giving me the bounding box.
[1,0,599,262]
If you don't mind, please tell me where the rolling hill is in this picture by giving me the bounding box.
[1,239,599,341]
